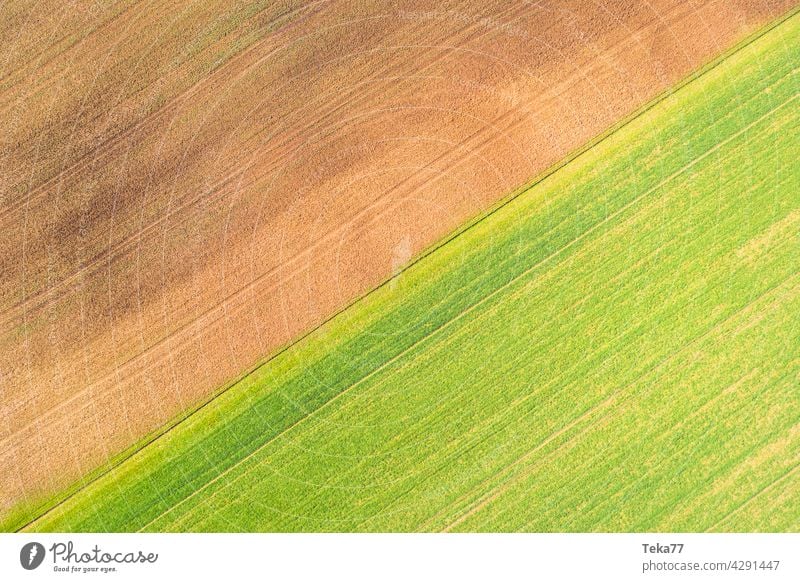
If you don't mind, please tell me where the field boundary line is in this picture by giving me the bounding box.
[16,5,800,533]
[136,91,796,531]
[7,0,532,532]
[0,3,533,444]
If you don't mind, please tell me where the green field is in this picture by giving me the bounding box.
[18,12,800,533]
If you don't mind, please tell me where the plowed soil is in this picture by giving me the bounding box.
[0,0,794,519]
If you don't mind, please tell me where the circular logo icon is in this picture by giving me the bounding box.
[20,542,46,570]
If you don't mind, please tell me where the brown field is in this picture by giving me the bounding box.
[0,0,794,520]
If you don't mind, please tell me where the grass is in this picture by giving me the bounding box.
[15,10,800,533]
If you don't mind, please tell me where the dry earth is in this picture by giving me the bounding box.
[0,0,794,519]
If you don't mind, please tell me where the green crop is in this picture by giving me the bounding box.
[16,11,800,533]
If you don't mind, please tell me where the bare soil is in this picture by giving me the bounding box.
[0,0,794,518]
